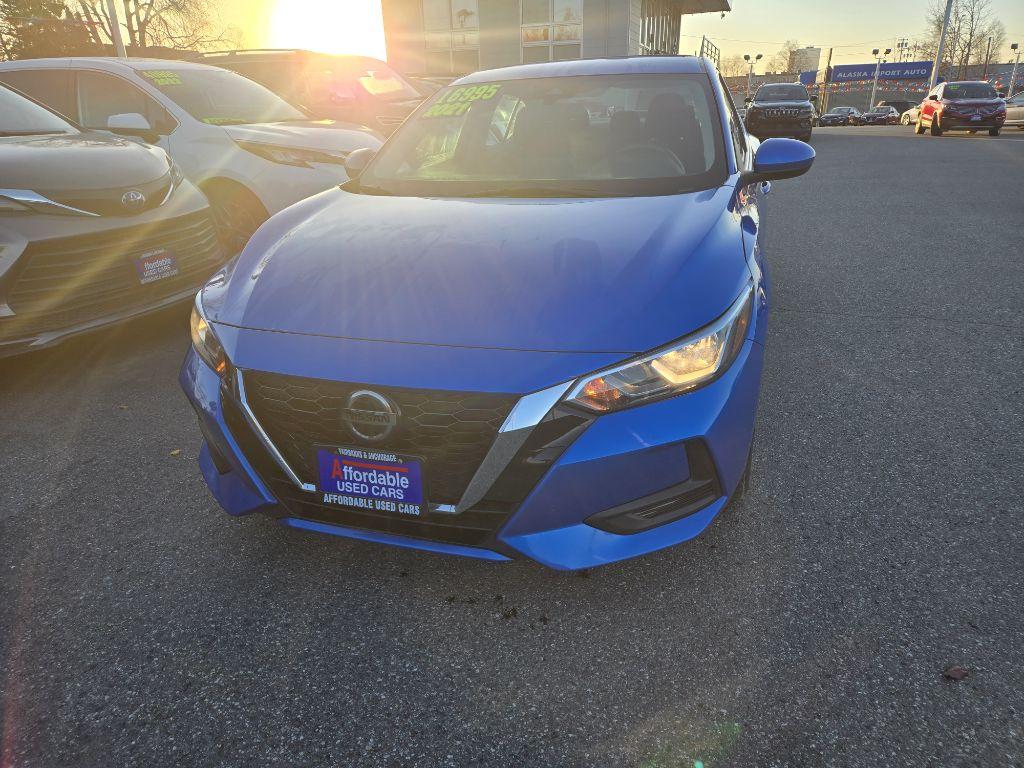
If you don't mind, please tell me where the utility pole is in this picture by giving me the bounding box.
[869,47,891,111]
[743,53,763,99]
[104,0,127,58]
[982,36,993,79]
[1009,43,1021,97]
[821,47,833,112]
[930,0,954,89]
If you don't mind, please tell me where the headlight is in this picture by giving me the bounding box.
[169,159,185,187]
[235,141,348,168]
[190,296,227,376]
[564,284,754,413]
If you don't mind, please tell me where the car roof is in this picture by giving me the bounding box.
[454,55,708,84]
[0,56,227,73]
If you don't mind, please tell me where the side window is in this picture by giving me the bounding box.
[718,75,747,167]
[0,69,76,119]
[76,70,176,134]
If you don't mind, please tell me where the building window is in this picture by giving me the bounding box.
[521,0,582,64]
[423,0,479,74]
[640,0,680,55]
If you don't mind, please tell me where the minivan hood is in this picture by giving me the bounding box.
[206,186,751,354]
[223,121,384,151]
[0,131,170,190]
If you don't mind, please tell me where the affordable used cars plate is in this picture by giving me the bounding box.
[316,446,425,517]
[133,248,179,284]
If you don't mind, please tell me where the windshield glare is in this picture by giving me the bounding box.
[141,68,307,125]
[944,82,998,100]
[756,85,807,101]
[358,74,726,198]
[0,86,74,135]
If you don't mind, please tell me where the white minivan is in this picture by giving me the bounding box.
[0,58,383,249]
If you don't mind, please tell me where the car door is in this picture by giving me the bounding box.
[73,69,177,156]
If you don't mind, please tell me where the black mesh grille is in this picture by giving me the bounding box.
[243,370,518,505]
[222,390,517,549]
[5,211,221,334]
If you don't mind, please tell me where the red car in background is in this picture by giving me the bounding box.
[915,80,1006,136]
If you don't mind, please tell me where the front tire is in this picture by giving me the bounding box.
[915,116,925,135]
[930,115,943,136]
[203,181,269,255]
[989,127,1000,136]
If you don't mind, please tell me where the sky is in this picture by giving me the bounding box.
[681,0,1024,67]
[219,0,1023,68]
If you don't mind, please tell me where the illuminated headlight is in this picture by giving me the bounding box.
[190,296,228,376]
[564,284,754,413]
[235,140,348,168]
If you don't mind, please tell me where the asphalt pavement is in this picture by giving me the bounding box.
[1,125,1022,767]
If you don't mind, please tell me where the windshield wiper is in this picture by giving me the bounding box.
[454,185,607,199]
[0,130,67,136]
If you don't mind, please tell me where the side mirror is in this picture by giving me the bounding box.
[107,113,158,142]
[744,96,752,104]
[741,138,815,185]
[344,147,376,177]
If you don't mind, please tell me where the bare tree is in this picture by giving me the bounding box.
[922,0,1005,78]
[768,39,800,74]
[76,0,239,51]
[719,54,748,78]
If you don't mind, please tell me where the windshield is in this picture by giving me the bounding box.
[944,82,998,100]
[869,107,889,113]
[140,68,307,125]
[357,74,727,198]
[328,57,421,102]
[0,85,74,136]
[755,84,807,101]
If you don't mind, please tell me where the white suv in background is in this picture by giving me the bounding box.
[0,58,383,250]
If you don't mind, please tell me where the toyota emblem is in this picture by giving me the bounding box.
[341,390,399,443]
[121,190,147,210]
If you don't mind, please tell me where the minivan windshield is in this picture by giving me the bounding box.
[944,82,998,100]
[357,74,727,198]
[330,57,422,101]
[0,85,74,136]
[755,84,808,101]
[140,67,307,125]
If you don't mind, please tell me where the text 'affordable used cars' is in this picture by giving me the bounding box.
[180,56,815,570]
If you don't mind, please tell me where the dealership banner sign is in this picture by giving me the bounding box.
[829,61,933,83]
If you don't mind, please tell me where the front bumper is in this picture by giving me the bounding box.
[746,119,814,137]
[0,183,222,357]
[939,115,1005,130]
[180,307,767,570]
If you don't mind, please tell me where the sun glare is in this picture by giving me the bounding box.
[269,0,388,60]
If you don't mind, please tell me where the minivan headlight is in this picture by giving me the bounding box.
[564,285,754,413]
[190,296,227,376]
[235,141,348,168]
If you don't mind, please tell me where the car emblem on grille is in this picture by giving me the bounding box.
[341,390,399,443]
[121,190,147,211]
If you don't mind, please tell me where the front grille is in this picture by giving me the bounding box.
[41,175,173,217]
[4,211,221,334]
[222,390,518,548]
[243,371,518,505]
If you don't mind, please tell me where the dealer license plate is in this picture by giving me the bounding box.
[316,446,425,517]
[971,114,982,121]
[133,248,179,284]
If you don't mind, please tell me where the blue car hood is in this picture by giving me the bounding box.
[208,186,750,354]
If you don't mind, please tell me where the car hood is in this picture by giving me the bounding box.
[0,131,170,190]
[205,186,750,354]
[751,99,810,108]
[223,121,384,151]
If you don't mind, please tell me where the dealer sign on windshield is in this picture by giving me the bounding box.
[316,447,425,517]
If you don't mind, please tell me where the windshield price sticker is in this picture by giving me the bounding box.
[423,84,500,118]
[142,70,182,86]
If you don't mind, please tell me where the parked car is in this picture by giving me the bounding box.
[900,104,921,125]
[877,99,915,117]
[0,58,383,251]
[193,49,425,136]
[180,55,815,570]
[915,80,1006,136]
[1004,91,1024,128]
[0,82,221,357]
[862,105,899,125]
[744,82,816,141]
[817,106,862,126]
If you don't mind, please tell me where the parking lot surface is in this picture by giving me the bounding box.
[1,125,1022,767]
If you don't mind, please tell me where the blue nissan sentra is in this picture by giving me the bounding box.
[180,56,814,570]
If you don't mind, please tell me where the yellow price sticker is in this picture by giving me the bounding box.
[422,84,501,118]
[142,70,183,86]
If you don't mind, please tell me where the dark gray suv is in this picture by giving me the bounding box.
[0,83,223,357]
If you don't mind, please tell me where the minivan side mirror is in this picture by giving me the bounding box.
[740,138,815,185]
[344,147,376,177]
[107,113,158,142]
